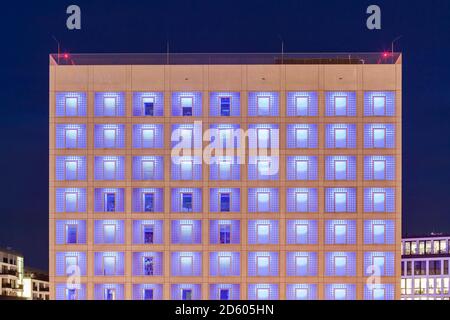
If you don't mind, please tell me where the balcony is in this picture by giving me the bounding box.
[0,269,18,276]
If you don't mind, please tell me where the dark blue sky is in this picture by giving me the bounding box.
[0,0,449,270]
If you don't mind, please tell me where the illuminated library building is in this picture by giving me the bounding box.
[49,53,402,300]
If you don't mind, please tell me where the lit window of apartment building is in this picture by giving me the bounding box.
[401,235,450,300]
[50,53,402,299]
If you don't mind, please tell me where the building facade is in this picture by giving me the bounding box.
[49,53,402,300]
[0,248,24,298]
[401,235,450,300]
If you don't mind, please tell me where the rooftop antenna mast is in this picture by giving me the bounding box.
[52,35,60,64]
[166,41,170,65]
[277,35,284,64]
[391,35,403,63]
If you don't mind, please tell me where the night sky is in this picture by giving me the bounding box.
[0,0,449,270]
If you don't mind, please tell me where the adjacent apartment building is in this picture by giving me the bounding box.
[49,53,402,300]
[401,234,450,300]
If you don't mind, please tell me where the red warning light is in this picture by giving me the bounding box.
[382,52,388,58]
[63,53,69,59]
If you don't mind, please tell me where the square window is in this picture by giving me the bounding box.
[295,192,308,212]
[181,193,193,212]
[143,225,154,244]
[104,193,116,212]
[334,96,347,116]
[295,160,308,180]
[373,288,385,300]
[180,256,193,275]
[373,128,386,148]
[219,224,231,244]
[256,288,269,300]
[295,128,308,148]
[143,193,154,212]
[334,192,347,212]
[295,224,308,244]
[143,288,154,300]
[334,224,347,244]
[373,192,386,212]
[334,256,347,276]
[220,97,231,116]
[182,289,192,300]
[257,224,270,244]
[334,128,347,148]
[220,193,231,212]
[295,96,309,116]
[180,160,193,180]
[64,192,78,212]
[295,256,308,276]
[103,256,116,275]
[257,192,270,212]
[103,97,117,116]
[257,96,270,116]
[257,256,270,276]
[257,129,270,149]
[218,256,231,275]
[141,160,155,180]
[142,97,155,116]
[219,161,231,180]
[373,224,385,244]
[257,160,270,178]
[103,224,116,244]
[334,288,347,300]
[295,288,308,300]
[65,225,77,244]
[334,160,347,180]
[373,160,386,180]
[103,160,116,180]
[181,97,193,116]
[65,160,78,180]
[142,129,155,148]
[103,129,116,148]
[373,96,386,116]
[180,224,193,243]
[65,129,78,148]
[219,289,230,300]
[65,97,78,116]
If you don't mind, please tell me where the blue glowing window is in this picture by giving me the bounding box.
[334,128,347,148]
[373,192,386,212]
[220,193,231,212]
[295,192,308,212]
[143,193,154,212]
[143,288,154,300]
[103,160,116,180]
[257,160,270,178]
[334,96,347,116]
[103,256,116,276]
[181,193,193,212]
[141,129,155,148]
[219,256,231,275]
[180,160,193,180]
[220,224,231,244]
[219,161,231,180]
[373,256,385,275]
[296,256,308,276]
[373,288,385,300]
[105,288,115,300]
[295,160,308,180]
[65,97,78,116]
[295,128,309,148]
[142,161,155,180]
[65,129,78,148]
[257,288,269,300]
[65,161,78,180]
[295,96,309,116]
[182,289,192,300]
[257,224,270,244]
[103,225,116,244]
[65,256,77,275]
[103,129,116,148]
[180,256,193,275]
[373,160,386,180]
[257,192,270,212]
[64,192,78,212]
[143,97,155,116]
[335,225,347,244]
[373,128,386,148]
[181,97,193,116]
[220,97,231,116]
[143,225,154,244]
[334,160,347,180]
[373,225,385,244]
[334,256,347,276]
[295,224,308,244]
[104,193,116,212]
[143,257,154,275]
[257,256,270,276]
[103,97,117,116]
[220,289,230,300]
[257,96,270,116]
[295,288,308,300]
[373,96,386,116]
[65,225,77,244]
[67,288,77,300]
[180,224,193,243]
[257,128,271,149]
[334,192,347,212]
[334,288,347,300]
